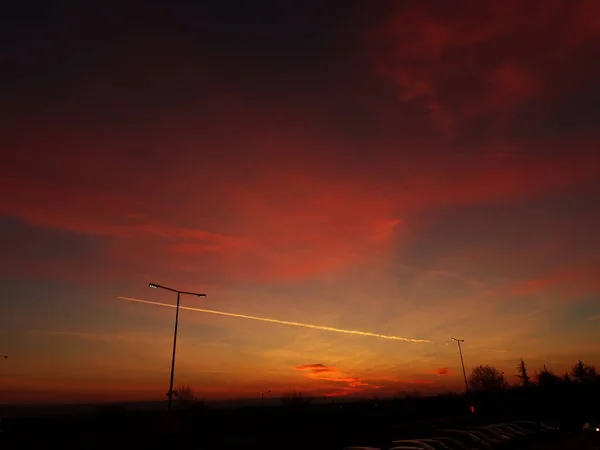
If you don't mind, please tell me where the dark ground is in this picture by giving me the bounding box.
[1,398,598,450]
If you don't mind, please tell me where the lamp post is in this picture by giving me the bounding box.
[452,337,469,394]
[261,390,271,407]
[149,282,206,412]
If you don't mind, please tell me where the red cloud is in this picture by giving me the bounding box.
[424,367,452,376]
[372,0,600,132]
[510,262,600,297]
[294,364,369,390]
[293,367,448,398]
[511,274,574,296]
[2,138,598,287]
[294,364,334,373]
[0,157,405,285]
[2,6,599,289]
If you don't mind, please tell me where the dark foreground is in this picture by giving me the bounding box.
[1,400,599,450]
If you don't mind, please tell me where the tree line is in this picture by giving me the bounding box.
[468,359,598,391]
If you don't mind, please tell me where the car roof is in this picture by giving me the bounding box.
[415,439,451,449]
[392,440,436,449]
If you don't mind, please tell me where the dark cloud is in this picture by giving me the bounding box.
[294,364,334,373]
[373,0,600,135]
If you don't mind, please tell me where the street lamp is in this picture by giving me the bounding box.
[451,337,469,394]
[261,390,271,407]
[149,282,206,412]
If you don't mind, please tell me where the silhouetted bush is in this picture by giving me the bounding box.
[281,391,312,407]
[469,365,507,392]
[173,384,205,408]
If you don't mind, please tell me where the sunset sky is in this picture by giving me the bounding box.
[1,0,600,404]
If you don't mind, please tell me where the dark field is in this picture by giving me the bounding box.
[1,395,599,450]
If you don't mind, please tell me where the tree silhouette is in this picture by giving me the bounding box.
[536,365,562,388]
[516,358,531,387]
[571,360,598,383]
[469,365,506,392]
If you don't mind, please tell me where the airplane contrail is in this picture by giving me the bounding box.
[118,296,431,344]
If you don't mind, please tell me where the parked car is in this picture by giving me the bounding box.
[482,425,521,440]
[392,440,438,449]
[435,429,493,450]
[391,447,429,450]
[465,426,511,442]
[431,436,472,450]
[495,423,531,437]
[414,438,453,450]
[346,447,381,450]
[460,427,508,448]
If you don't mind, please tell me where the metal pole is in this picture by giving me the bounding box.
[167,291,181,412]
[149,283,205,412]
[455,339,469,393]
